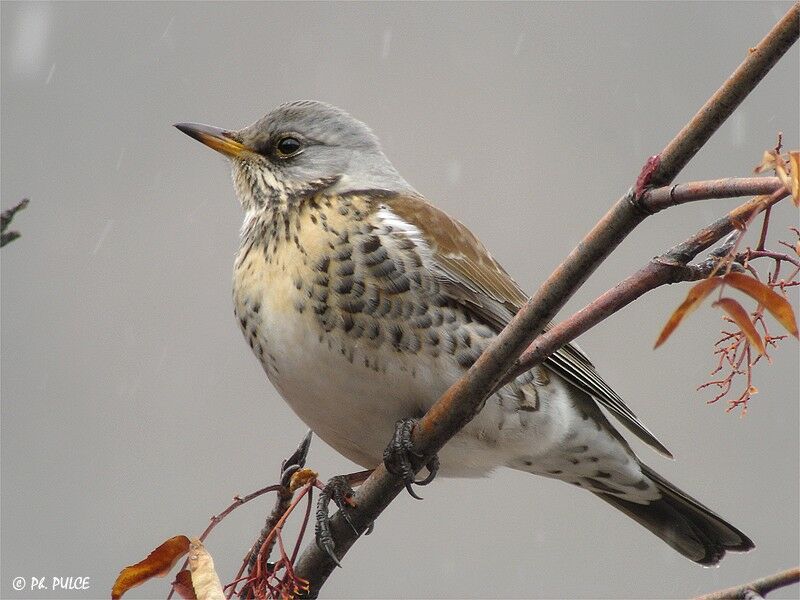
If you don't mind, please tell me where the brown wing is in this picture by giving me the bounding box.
[386,194,671,458]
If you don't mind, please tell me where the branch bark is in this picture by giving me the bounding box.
[694,566,799,600]
[641,177,784,213]
[294,5,800,595]
[502,188,789,389]
[647,5,799,189]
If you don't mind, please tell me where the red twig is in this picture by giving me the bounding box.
[746,249,800,268]
[291,489,314,566]
[756,206,772,250]
[235,483,314,600]
[697,228,799,412]
[167,485,283,600]
[201,486,284,543]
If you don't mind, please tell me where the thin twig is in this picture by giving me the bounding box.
[199,486,285,544]
[641,177,783,213]
[166,484,283,600]
[694,566,799,600]
[167,432,312,600]
[502,190,788,389]
[693,235,800,412]
[756,205,772,251]
[746,249,800,268]
[648,7,799,188]
[247,483,314,599]
[237,485,294,600]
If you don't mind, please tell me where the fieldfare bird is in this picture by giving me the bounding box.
[176,101,753,566]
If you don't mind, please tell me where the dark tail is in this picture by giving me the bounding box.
[595,464,754,565]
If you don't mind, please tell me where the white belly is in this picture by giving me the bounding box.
[242,296,585,477]
[260,304,458,469]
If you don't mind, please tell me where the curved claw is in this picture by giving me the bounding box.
[336,501,359,535]
[315,491,342,568]
[404,481,424,500]
[327,475,358,534]
[341,510,358,535]
[414,456,440,486]
[315,475,360,568]
[316,536,341,568]
[383,418,440,500]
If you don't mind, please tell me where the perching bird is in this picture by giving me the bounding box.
[176,101,753,565]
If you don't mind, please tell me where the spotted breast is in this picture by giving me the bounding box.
[232,191,585,478]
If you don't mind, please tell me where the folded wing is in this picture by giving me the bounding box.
[385,194,672,457]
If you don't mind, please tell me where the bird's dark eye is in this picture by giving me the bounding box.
[275,136,303,158]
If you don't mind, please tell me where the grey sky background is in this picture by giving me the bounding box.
[1,2,798,599]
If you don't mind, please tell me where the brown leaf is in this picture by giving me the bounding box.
[755,148,795,201]
[775,158,792,194]
[171,570,197,600]
[724,272,799,338]
[188,539,225,600]
[655,277,724,348]
[112,535,191,599]
[754,149,777,174]
[713,298,765,355]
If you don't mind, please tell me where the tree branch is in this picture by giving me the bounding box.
[694,566,799,600]
[647,5,800,189]
[294,5,799,595]
[641,177,784,213]
[502,188,789,389]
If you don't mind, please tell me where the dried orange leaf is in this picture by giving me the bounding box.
[188,539,224,600]
[754,149,796,202]
[775,158,792,193]
[112,535,191,599]
[655,277,724,348]
[724,272,799,338]
[713,298,765,355]
[171,570,197,600]
[754,150,776,174]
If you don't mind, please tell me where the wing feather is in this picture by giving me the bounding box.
[384,194,672,457]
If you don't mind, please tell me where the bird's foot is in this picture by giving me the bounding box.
[315,475,358,567]
[383,417,440,500]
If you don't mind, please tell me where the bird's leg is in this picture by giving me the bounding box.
[314,415,441,566]
[383,417,440,499]
[314,470,372,567]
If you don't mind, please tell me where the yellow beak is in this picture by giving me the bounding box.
[174,122,251,158]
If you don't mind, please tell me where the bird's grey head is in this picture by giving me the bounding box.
[176,101,414,212]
